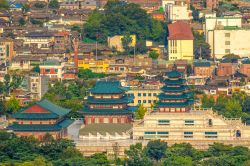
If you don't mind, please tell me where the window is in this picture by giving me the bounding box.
[138,100,141,103]
[205,132,218,138]
[148,100,151,103]
[144,131,156,135]
[185,120,194,126]
[143,100,146,103]
[153,93,157,96]
[148,93,152,96]
[225,49,230,54]
[143,93,146,97]
[138,93,141,97]
[55,69,58,72]
[225,41,230,45]
[209,119,213,126]
[157,132,169,135]
[184,132,193,138]
[45,69,50,72]
[158,120,170,125]
[225,33,230,37]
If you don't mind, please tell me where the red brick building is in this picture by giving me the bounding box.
[8,99,73,140]
[217,59,238,77]
[240,59,250,77]
[193,60,213,77]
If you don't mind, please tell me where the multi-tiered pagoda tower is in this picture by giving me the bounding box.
[158,69,194,112]
[81,81,134,125]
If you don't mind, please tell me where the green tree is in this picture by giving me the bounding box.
[145,140,167,162]
[5,96,20,114]
[243,96,250,113]
[149,50,159,59]
[31,65,40,73]
[18,18,26,26]
[89,153,110,166]
[22,3,30,12]
[60,147,82,159]
[125,143,152,166]
[164,156,193,166]
[48,0,59,9]
[71,25,81,33]
[121,33,133,55]
[0,100,6,115]
[193,31,211,60]
[135,104,147,119]
[34,2,46,8]
[0,0,9,9]
[201,94,214,108]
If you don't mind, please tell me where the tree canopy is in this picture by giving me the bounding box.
[48,0,59,9]
[84,0,166,54]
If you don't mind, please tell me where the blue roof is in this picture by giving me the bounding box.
[193,60,211,67]
[8,119,73,131]
[90,81,125,94]
[12,99,71,119]
[166,70,183,78]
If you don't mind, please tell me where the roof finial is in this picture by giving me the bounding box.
[173,63,177,71]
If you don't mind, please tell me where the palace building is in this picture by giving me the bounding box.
[133,69,250,147]
[80,81,134,125]
[8,99,73,140]
[158,69,194,112]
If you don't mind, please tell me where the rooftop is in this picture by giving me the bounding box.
[168,21,194,40]
[90,81,125,94]
[79,123,132,135]
[12,99,71,119]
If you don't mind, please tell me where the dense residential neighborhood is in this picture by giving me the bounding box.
[2,0,250,165]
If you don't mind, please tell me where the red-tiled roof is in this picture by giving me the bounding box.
[168,21,194,40]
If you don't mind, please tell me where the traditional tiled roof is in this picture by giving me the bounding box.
[79,123,132,136]
[242,59,250,64]
[12,99,71,119]
[193,60,211,67]
[158,92,192,100]
[86,96,130,104]
[158,100,194,107]
[12,113,58,119]
[168,21,194,40]
[166,70,182,78]
[164,79,186,85]
[81,107,134,115]
[161,85,188,92]
[8,119,73,131]
[90,81,125,94]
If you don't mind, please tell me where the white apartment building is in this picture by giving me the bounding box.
[163,0,192,22]
[204,16,242,41]
[27,74,49,100]
[207,28,250,59]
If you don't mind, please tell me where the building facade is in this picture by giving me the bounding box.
[240,59,250,77]
[27,73,49,100]
[217,59,238,77]
[168,21,194,61]
[207,28,250,59]
[8,99,73,140]
[193,60,213,77]
[40,59,64,80]
[81,81,134,125]
[133,69,250,144]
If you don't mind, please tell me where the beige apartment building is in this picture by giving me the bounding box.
[207,28,250,59]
